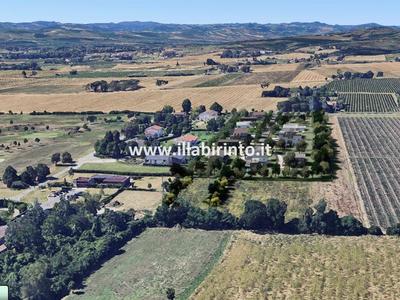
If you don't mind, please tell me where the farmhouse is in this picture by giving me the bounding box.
[198,110,219,122]
[145,125,165,139]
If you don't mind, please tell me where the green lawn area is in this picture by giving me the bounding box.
[0,114,123,174]
[189,130,215,143]
[78,162,170,174]
[68,228,230,300]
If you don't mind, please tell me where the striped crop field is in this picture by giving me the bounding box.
[339,116,400,228]
[327,78,400,93]
[339,93,399,113]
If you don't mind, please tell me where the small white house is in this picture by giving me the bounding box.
[282,123,307,133]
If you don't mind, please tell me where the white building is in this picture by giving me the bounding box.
[198,110,219,122]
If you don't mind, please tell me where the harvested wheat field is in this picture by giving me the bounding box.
[112,52,248,70]
[272,52,312,60]
[344,55,387,62]
[191,232,400,300]
[291,70,328,84]
[0,85,282,112]
[316,62,400,77]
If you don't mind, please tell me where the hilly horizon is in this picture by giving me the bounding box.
[0,21,390,48]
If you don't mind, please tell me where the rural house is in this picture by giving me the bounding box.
[278,131,304,147]
[198,110,219,122]
[144,154,188,166]
[174,134,200,146]
[282,123,307,133]
[245,154,268,167]
[232,128,251,140]
[236,121,252,129]
[145,125,165,139]
[295,152,307,165]
[250,111,266,119]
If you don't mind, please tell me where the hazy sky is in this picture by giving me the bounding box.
[1,0,398,25]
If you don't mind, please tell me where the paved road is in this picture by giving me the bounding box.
[41,188,86,210]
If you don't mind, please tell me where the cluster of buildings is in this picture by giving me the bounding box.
[130,110,309,172]
[216,111,269,168]
[139,111,220,166]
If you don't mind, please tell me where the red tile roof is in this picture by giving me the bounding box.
[176,134,199,143]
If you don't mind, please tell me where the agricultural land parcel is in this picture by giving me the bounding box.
[68,228,230,300]
[339,116,400,228]
[192,232,400,300]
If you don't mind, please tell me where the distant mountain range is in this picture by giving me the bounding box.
[0,21,391,48]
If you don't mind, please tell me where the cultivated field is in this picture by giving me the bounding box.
[0,85,281,113]
[344,55,387,62]
[339,116,400,228]
[192,232,400,300]
[291,70,327,84]
[316,62,400,78]
[68,228,230,300]
[327,78,400,93]
[339,93,399,113]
